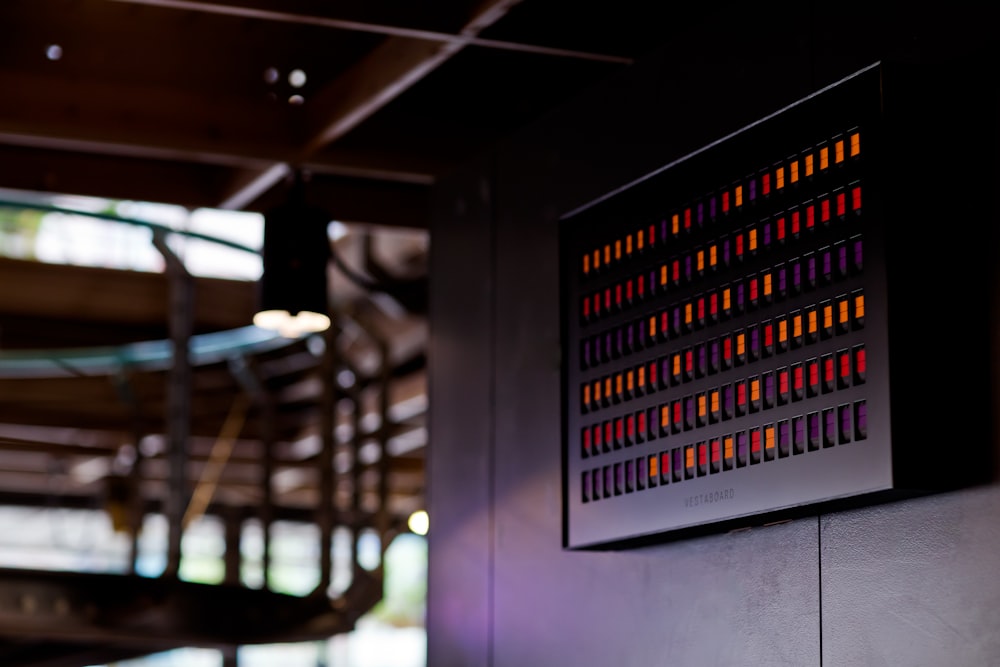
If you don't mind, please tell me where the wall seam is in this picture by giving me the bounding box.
[487,153,498,667]
[817,514,824,667]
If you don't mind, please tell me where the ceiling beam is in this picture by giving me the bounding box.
[106,0,634,63]
[215,0,528,210]
[0,129,272,172]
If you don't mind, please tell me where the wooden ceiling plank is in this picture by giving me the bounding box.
[216,164,293,212]
[0,71,295,167]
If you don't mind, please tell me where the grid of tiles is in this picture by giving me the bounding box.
[570,127,868,506]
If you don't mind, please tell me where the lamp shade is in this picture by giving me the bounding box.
[255,188,332,337]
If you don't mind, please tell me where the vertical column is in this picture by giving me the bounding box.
[427,157,496,667]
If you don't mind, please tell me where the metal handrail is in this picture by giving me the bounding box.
[0,197,259,254]
[0,325,295,378]
[0,197,295,379]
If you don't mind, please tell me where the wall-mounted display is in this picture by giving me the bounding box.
[560,60,995,549]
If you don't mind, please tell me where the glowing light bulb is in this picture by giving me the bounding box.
[408,510,429,536]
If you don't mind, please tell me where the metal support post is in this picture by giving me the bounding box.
[376,339,391,566]
[317,323,338,594]
[152,230,193,579]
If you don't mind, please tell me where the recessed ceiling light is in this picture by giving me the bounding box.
[288,68,307,88]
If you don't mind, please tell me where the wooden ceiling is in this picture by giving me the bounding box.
[0,0,678,228]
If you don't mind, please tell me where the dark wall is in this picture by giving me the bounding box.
[428,3,1000,665]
